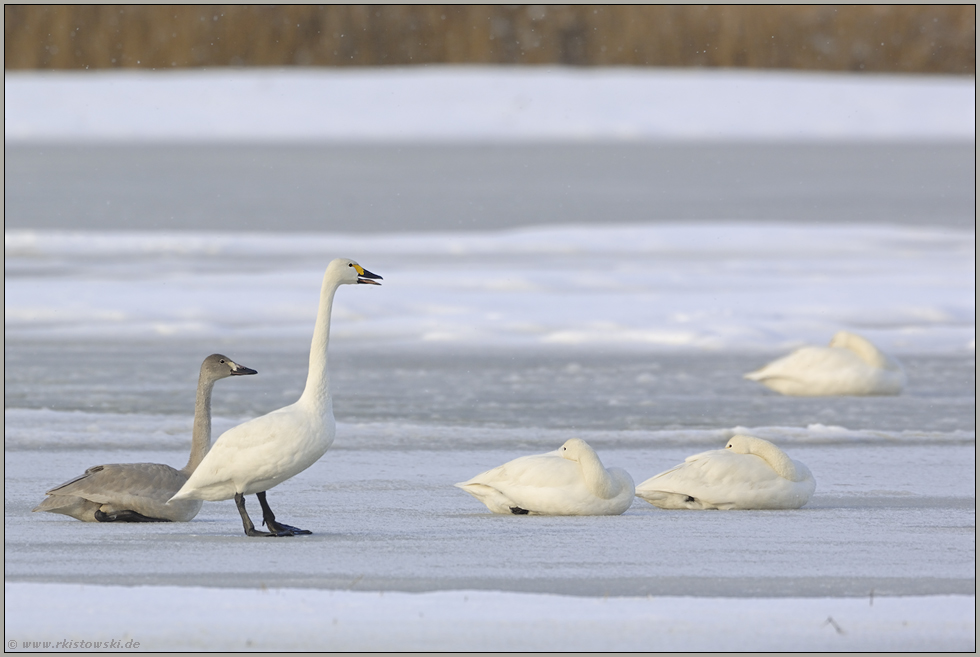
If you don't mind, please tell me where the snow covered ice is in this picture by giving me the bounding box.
[5,67,975,143]
[6,584,974,651]
[5,223,974,353]
[4,68,975,651]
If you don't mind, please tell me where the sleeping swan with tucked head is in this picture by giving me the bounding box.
[744,330,905,396]
[635,435,815,510]
[456,438,635,516]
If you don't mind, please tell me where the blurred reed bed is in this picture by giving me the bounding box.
[4,4,975,74]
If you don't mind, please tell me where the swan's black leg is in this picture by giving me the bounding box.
[235,492,288,537]
[257,491,311,535]
[94,509,171,523]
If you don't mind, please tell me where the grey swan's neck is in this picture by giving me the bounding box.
[182,374,217,475]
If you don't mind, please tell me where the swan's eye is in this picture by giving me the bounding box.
[220,360,226,364]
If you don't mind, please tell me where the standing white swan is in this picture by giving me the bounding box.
[169,258,381,537]
[635,435,815,510]
[32,354,257,522]
[456,438,635,516]
[744,330,906,396]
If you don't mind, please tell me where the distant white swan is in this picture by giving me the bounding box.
[32,354,257,522]
[456,438,635,516]
[635,435,815,510]
[169,258,382,537]
[744,330,906,396]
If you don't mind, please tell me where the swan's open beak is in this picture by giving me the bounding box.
[230,364,258,376]
[355,266,383,286]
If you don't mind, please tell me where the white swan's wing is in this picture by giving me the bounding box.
[459,452,577,494]
[454,482,522,514]
[457,451,605,515]
[636,448,727,508]
[175,404,333,500]
[636,450,794,510]
[746,347,859,380]
[641,448,723,480]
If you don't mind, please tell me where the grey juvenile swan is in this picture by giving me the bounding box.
[33,354,257,522]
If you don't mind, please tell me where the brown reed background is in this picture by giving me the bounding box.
[4,5,976,74]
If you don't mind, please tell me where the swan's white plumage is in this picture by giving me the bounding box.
[456,438,635,516]
[169,258,378,505]
[33,354,256,522]
[174,405,332,500]
[635,435,815,510]
[744,330,905,396]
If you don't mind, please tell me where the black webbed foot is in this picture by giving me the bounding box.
[244,526,296,538]
[95,509,171,523]
[509,506,530,515]
[236,492,297,537]
[265,520,312,535]
[257,491,312,535]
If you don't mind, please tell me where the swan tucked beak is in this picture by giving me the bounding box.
[355,265,383,285]
[230,365,258,376]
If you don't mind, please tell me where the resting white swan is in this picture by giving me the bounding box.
[635,435,815,510]
[169,258,381,537]
[32,354,257,522]
[744,330,906,396]
[456,438,635,516]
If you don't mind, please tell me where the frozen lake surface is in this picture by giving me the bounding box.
[4,68,975,651]
[5,225,974,650]
[6,438,976,596]
[5,142,976,232]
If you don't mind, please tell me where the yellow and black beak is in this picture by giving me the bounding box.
[354,264,383,285]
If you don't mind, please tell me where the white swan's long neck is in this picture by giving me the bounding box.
[579,451,619,499]
[839,334,896,370]
[298,270,341,414]
[749,441,804,482]
[182,375,216,474]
